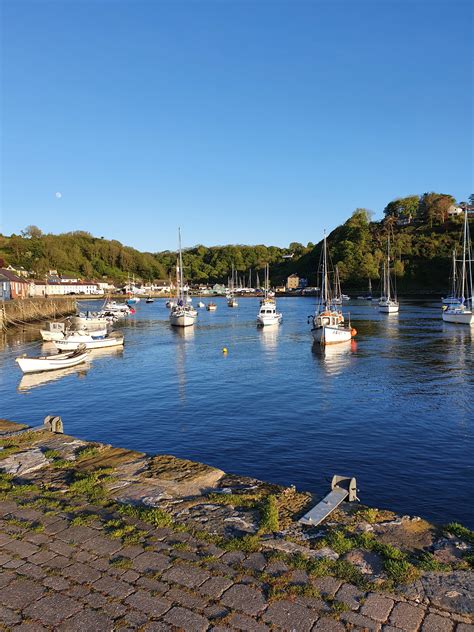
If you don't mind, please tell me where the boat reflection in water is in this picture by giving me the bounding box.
[313,339,356,376]
[18,363,91,392]
[259,323,280,351]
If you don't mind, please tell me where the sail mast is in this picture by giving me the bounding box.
[178,228,184,303]
[461,210,467,301]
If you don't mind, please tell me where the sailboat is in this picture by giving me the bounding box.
[311,232,356,345]
[227,263,239,307]
[442,251,463,307]
[357,278,372,300]
[257,264,282,326]
[378,235,399,313]
[169,230,197,328]
[442,209,473,325]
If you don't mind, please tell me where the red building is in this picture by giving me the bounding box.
[0,268,29,299]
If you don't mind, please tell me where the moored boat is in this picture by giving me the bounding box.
[378,235,399,314]
[206,302,217,311]
[442,210,473,326]
[16,346,88,374]
[257,264,282,326]
[53,332,124,351]
[169,229,197,328]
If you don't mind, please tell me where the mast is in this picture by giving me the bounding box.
[323,232,329,306]
[178,228,184,303]
[461,210,467,301]
[386,235,391,301]
[451,249,456,297]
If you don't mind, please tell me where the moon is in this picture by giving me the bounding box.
[55,192,62,199]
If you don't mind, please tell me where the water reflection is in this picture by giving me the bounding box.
[313,340,354,375]
[18,363,91,392]
[259,324,280,351]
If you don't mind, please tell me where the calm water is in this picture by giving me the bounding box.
[1,297,473,528]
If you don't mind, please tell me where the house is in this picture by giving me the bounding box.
[286,274,300,290]
[29,281,103,297]
[0,269,29,298]
[6,264,30,278]
[447,205,463,218]
[0,273,11,300]
[396,214,413,226]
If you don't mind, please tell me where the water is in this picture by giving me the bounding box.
[1,297,473,528]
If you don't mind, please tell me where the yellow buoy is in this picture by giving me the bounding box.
[222,347,228,354]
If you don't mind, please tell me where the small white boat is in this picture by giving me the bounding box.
[378,236,399,314]
[197,301,205,308]
[16,346,88,374]
[145,296,154,303]
[227,297,238,307]
[40,321,67,342]
[169,230,197,328]
[207,302,217,311]
[442,211,473,326]
[54,332,124,351]
[341,294,350,301]
[227,264,239,307]
[105,301,131,313]
[257,265,282,326]
[310,232,356,345]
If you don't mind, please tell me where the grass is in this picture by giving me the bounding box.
[69,468,113,501]
[110,556,132,569]
[104,519,147,545]
[70,513,97,527]
[74,445,100,460]
[3,517,44,532]
[221,534,261,553]
[207,492,262,509]
[117,504,173,528]
[444,522,474,545]
[416,552,452,572]
[259,495,279,533]
[355,508,380,524]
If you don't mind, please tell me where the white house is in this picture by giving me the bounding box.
[29,281,104,297]
[447,205,463,217]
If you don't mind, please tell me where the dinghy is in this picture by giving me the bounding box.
[16,346,88,374]
[54,331,124,351]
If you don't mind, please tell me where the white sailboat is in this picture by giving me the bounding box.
[378,235,399,313]
[311,232,356,345]
[257,264,282,326]
[227,263,239,307]
[442,209,473,325]
[169,229,197,328]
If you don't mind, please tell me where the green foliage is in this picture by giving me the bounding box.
[117,503,173,528]
[69,468,113,501]
[444,522,474,545]
[221,534,261,553]
[259,495,280,533]
[74,445,100,460]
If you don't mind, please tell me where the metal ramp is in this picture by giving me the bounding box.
[299,475,358,527]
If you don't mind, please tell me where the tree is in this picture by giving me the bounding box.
[21,225,43,239]
[383,196,419,219]
[418,193,456,225]
[469,194,474,205]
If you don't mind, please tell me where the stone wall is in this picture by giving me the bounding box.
[0,297,76,329]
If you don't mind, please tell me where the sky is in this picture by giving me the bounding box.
[0,0,472,252]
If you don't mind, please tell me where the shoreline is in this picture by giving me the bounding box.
[0,417,472,629]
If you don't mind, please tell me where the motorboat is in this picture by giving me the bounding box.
[54,331,124,351]
[197,301,205,308]
[207,302,217,311]
[39,321,68,342]
[257,264,282,326]
[16,346,88,374]
[145,296,154,303]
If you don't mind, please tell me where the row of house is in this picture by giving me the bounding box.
[0,269,105,300]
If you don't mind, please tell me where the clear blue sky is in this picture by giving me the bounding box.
[1,0,472,252]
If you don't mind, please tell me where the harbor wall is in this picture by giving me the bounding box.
[0,297,76,330]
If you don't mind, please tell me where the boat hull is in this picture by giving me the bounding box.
[16,351,88,374]
[257,314,282,326]
[379,301,399,313]
[54,336,124,351]
[312,325,352,345]
[169,312,195,327]
[442,310,474,325]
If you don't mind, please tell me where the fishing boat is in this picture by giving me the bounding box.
[227,263,239,307]
[206,302,217,311]
[310,232,356,345]
[378,235,399,313]
[257,264,282,326]
[169,229,197,328]
[54,331,124,351]
[442,210,473,325]
[16,346,88,374]
[39,321,68,342]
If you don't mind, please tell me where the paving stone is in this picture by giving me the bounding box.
[166,586,209,610]
[266,560,289,576]
[75,549,96,563]
[3,538,39,558]
[16,562,46,580]
[243,552,267,571]
[125,589,172,617]
[3,557,25,569]
[0,603,22,626]
[0,552,11,565]
[312,576,342,598]
[43,574,71,591]
[141,622,173,631]
[121,608,150,627]
[204,603,229,620]
[44,553,72,569]
[389,602,426,631]
[163,605,209,631]
[121,569,140,583]
[227,612,271,631]
[200,575,234,599]
[25,532,49,545]
[120,544,145,559]
[66,583,91,599]
[162,563,211,588]
[48,539,76,557]
[0,577,45,609]
[361,593,395,622]
[63,561,102,584]
[89,556,109,571]
[57,525,97,544]
[28,549,57,565]
[83,534,123,555]
[132,550,171,572]
[263,599,318,632]
[93,575,135,598]
[135,576,168,593]
[335,582,366,610]
[0,570,17,587]
[341,610,382,630]
[24,593,83,626]
[43,518,69,534]
[312,617,346,631]
[60,607,115,631]
[12,622,49,632]
[221,583,267,616]
[456,625,474,632]
[221,551,246,565]
[294,595,328,612]
[421,614,454,632]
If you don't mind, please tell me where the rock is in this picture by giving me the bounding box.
[420,571,474,615]
[343,549,384,576]
[0,448,48,475]
[432,538,470,564]
[261,539,339,560]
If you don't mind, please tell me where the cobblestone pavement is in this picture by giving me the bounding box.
[0,499,473,631]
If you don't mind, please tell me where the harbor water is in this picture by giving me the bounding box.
[1,297,473,527]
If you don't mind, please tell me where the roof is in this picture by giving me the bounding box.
[287,273,299,278]
[0,268,28,283]
[0,273,10,283]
